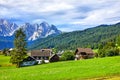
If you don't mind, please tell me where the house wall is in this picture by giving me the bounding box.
[37,60,49,64]
[33,56,49,60]
[87,54,94,58]
[20,61,38,67]
[75,51,94,60]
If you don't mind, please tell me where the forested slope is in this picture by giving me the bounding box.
[29,22,120,50]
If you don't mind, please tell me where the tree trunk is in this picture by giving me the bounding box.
[16,62,20,68]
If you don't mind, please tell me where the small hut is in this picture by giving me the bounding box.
[49,54,59,62]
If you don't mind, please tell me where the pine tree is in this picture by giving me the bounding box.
[10,28,27,68]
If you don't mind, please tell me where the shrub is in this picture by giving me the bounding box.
[97,49,105,57]
[97,48,119,57]
[60,51,75,61]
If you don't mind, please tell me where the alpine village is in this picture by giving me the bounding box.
[0,0,120,80]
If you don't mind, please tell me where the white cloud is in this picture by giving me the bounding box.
[0,0,120,31]
[70,0,120,25]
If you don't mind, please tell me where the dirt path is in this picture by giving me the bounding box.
[88,75,120,80]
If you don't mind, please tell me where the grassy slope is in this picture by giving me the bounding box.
[0,56,120,80]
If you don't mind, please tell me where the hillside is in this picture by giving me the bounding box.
[0,56,120,80]
[29,22,120,50]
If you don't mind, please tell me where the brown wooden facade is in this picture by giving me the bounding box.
[75,48,94,60]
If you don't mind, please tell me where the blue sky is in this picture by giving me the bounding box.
[0,0,120,32]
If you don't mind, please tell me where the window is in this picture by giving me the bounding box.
[80,52,86,55]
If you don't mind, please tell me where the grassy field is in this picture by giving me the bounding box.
[0,55,120,80]
[0,55,14,67]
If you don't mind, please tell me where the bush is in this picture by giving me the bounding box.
[105,48,119,56]
[97,48,119,57]
[97,49,105,57]
[60,51,75,61]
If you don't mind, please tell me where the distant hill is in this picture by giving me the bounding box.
[29,22,120,50]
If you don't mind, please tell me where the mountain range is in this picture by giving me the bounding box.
[0,19,61,49]
[0,19,18,36]
[29,22,120,50]
[1,19,120,50]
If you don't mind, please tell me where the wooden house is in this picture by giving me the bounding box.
[75,48,94,60]
[29,49,52,64]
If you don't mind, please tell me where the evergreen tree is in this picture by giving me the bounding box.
[10,28,27,68]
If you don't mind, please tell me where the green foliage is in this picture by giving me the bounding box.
[116,35,120,46]
[10,28,27,68]
[0,56,120,80]
[29,23,120,50]
[60,51,75,61]
[105,48,119,56]
[52,48,58,54]
[97,41,120,57]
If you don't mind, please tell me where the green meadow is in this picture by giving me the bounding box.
[0,55,120,80]
[0,55,13,67]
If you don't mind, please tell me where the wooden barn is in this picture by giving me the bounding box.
[49,54,59,62]
[75,48,94,60]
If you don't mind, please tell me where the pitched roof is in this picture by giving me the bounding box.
[76,48,94,54]
[23,56,36,61]
[49,54,59,59]
[30,49,52,56]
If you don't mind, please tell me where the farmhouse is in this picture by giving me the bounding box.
[29,49,52,64]
[75,48,94,60]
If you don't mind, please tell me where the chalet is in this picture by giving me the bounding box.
[49,54,59,62]
[29,49,52,64]
[75,48,94,60]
